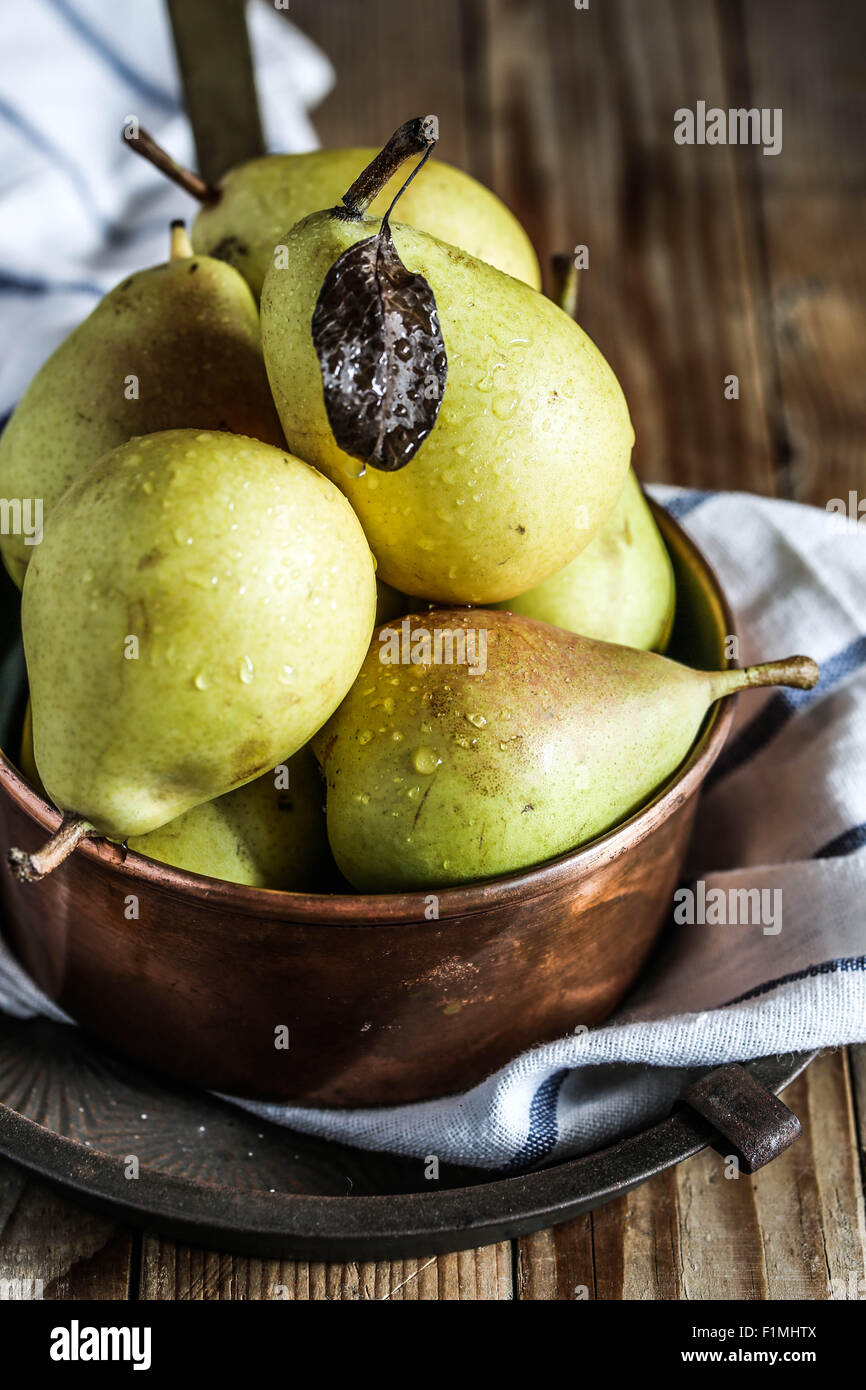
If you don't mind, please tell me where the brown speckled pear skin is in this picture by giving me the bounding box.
[0,235,284,587]
[313,610,818,892]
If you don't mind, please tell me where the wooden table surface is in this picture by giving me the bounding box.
[1,0,864,1299]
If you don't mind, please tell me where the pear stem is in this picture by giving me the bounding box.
[710,655,820,701]
[169,220,194,260]
[8,813,92,884]
[124,125,218,205]
[550,253,580,319]
[339,115,439,218]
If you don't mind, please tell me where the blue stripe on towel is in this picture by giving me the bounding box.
[506,1067,570,1169]
[0,270,103,298]
[726,954,866,1005]
[663,490,711,520]
[708,634,866,786]
[815,821,866,859]
[50,0,178,111]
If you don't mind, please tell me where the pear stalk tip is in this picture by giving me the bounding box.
[340,115,440,218]
[743,654,820,691]
[123,125,218,205]
[8,814,92,884]
[712,653,820,700]
[169,221,194,260]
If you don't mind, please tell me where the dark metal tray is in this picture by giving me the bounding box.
[0,1011,813,1259]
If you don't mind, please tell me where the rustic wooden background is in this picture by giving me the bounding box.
[1,0,864,1299]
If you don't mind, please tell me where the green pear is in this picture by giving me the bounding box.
[494,470,676,651]
[20,704,334,890]
[313,609,818,891]
[131,746,335,889]
[15,429,376,877]
[490,257,674,649]
[0,224,283,588]
[261,136,633,605]
[127,127,541,297]
[194,149,542,298]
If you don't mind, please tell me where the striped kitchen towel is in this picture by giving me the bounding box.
[2,488,864,1168]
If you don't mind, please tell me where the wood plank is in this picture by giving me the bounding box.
[516,1051,865,1299]
[849,1044,866,1179]
[737,0,866,504]
[516,1169,686,1301]
[0,1158,134,1299]
[849,1043,866,1303]
[789,1049,866,1300]
[478,0,777,495]
[605,1166,685,1299]
[290,0,472,171]
[480,0,570,279]
[138,1238,512,1300]
[672,1141,769,1299]
[516,1211,595,1300]
[749,1070,831,1299]
[757,197,865,505]
[734,0,865,191]
[167,0,265,181]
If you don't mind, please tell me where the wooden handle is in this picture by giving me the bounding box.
[166,0,265,183]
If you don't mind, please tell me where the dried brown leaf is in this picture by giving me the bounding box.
[311,220,447,472]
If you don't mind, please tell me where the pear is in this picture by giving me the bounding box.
[494,469,676,651]
[312,609,818,891]
[11,429,376,881]
[261,120,634,604]
[131,746,335,889]
[491,257,675,649]
[20,705,334,890]
[0,224,283,588]
[126,127,541,297]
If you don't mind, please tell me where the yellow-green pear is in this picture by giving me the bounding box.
[493,257,673,649]
[131,747,334,889]
[0,224,283,588]
[494,470,676,651]
[127,127,540,297]
[12,429,376,880]
[260,122,633,604]
[313,610,818,891]
[20,705,334,890]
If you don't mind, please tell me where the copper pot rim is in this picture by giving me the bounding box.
[0,504,735,927]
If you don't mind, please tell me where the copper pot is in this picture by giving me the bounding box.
[0,506,734,1106]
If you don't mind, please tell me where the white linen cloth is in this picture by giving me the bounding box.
[2,488,865,1168]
